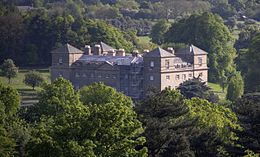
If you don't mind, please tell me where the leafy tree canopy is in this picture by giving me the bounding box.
[165,12,237,86]
[0,59,18,84]
[24,70,44,90]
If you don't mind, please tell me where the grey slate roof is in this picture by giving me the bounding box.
[143,47,175,57]
[100,42,116,52]
[76,55,143,66]
[51,44,83,54]
[176,45,208,55]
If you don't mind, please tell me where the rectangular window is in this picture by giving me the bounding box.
[58,58,63,65]
[82,73,87,77]
[91,73,94,78]
[98,74,101,78]
[75,73,80,78]
[106,74,110,78]
[183,74,186,80]
[165,59,170,69]
[198,57,202,66]
[150,61,154,68]
[150,75,154,81]
[176,75,180,80]
[166,75,170,80]
[189,73,192,77]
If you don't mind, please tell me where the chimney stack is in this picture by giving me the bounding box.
[132,49,139,57]
[94,44,101,55]
[116,49,125,56]
[107,49,116,56]
[143,49,149,53]
[84,45,91,55]
[167,47,175,55]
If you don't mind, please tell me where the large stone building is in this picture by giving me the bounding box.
[51,42,208,100]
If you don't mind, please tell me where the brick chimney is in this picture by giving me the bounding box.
[167,47,175,55]
[84,45,91,55]
[116,49,125,56]
[93,44,101,55]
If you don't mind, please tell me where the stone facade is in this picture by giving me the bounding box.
[51,42,208,100]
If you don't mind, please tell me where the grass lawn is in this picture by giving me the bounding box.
[208,82,227,100]
[0,68,50,106]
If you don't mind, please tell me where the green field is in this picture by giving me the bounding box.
[0,68,50,106]
[208,82,227,100]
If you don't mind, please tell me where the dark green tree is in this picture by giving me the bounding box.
[177,78,219,103]
[150,20,170,45]
[136,88,195,157]
[24,70,44,90]
[226,72,244,101]
[1,59,18,84]
[233,93,260,155]
[244,34,260,92]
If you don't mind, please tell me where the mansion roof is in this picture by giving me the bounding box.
[75,55,143,66]
[143,47,175,58]
[51,44,83,54]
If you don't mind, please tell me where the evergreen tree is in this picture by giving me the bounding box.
[177,78,219,103]
[233,93,260,155]
[226,72,244,101]
[136,88,195,157]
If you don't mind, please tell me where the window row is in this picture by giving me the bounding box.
[75,73,117,79]
[147,72,204,81]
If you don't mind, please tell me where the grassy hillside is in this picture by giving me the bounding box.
[0,68,50,106]
[208,82,227,100]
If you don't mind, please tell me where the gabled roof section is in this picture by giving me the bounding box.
[176,45,208,55]
[143,47,175,57]
[51,43,83,54]
[100,42,116,52]
[191,45,208,55]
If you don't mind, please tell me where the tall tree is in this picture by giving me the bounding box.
[136,88,195,157]
[233,93,260,155]
[150,20,170,45]
[244,34,260,92]
[226,71,244,101]
[27,81,147,156]
[80,83,147,156]
[165,12,237,87]
[1,59,18,84]
[0,82,22,157]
